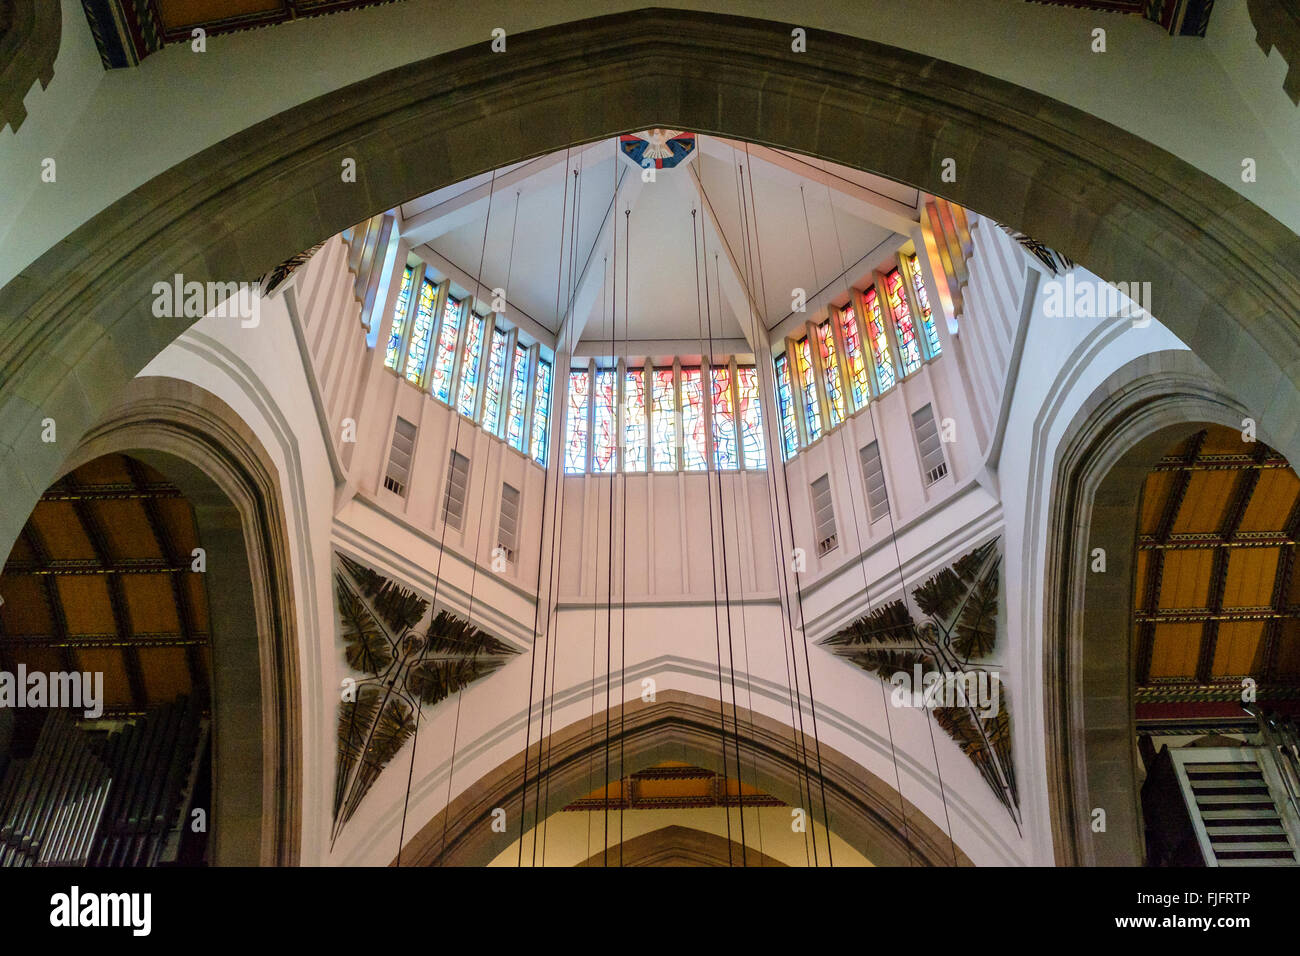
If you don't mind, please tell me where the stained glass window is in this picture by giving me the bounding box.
[592,368,617,474]
[885,269,922,377]
[796,337,822,443]
[736,366,766,469]
[863,287,896,394]
[680,368,708,471]
[710,365,739,470]
[506,344,530,452]
[565,369,589,474]
[623,368,647,472]
[651,368,677,472]
[817,321,846,429]
[774,353,798,460]
[429,292,464,401]
[385,265,414,370]
[456,312,485,417]
[531,358,551,466]
[908,253,941,358]
[481,327,509,436]
[403,277,438,384]
[838,305,870,411]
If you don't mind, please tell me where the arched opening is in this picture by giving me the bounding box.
[1,7,1295,579]
[394,690,969,867]
[1131,425,1300,866]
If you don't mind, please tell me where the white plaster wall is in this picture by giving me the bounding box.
[2,0,1295,293]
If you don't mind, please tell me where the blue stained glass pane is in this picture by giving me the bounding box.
[774,353,798,460]
[531,359,552,465]
[796,337,822,442]
[885,269,922,376]
[403,277,438,383]
[429,293,463,401]
[838,305,870,410]
[481,328,509,435]
[623,369,647,472]
[737,366,766,469]
[817,321,846,428]
[710,365,738,470]
[456,313,485,417]
[592,369,617,474]
[680,368,707,471]
[908,253,942,358]
[651,368,677,471]
[385,265,414,370]
[565,370,589,474]
[506,345,530,451]
[863,288,896,393]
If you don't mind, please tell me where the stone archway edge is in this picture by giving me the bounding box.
[0,6,1297,631]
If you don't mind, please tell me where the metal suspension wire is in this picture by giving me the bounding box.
[690,206,735,863]
[696,208,749,863]
[738,145,834,865]
[826,175,960,864]
[518,149,574,866]
[618,197,630,865]
[395,165,500,866]
[722,143,814,867]
[541,156,587,864]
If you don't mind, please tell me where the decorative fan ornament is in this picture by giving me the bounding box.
[619,129,697,171]
[821,538,1020,825]
[331,553,517,843]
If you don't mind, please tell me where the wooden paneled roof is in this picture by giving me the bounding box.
[0,454,211,716]
[1134,426,1300,717]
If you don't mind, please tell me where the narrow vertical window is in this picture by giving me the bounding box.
[774,353,798,460]
[565,369,590,474]
[429,292,463,402]
[403,277,438,384]
[810,474,837,556]
[442,450,470,531]
[863,287,896,394]
[859,441,890,522]
[838,305,870,411]
[710,365,738,470]
[383,417,417,497]
[817,320,846,428]
[795,337,823,443]
[680,367,707,471]
[456,312,485,417]
[736,365,766,469]
[531,358,552,466]
[592,368,617,474]
[505,344,530,452]
[651,368,678,472]
[912,403,949,485]
[481,327,509,436]
[908,253,941,358]
[497,483,521,562]
[885,269,922,377]
[384,265,414,370]
[623,368,648,473]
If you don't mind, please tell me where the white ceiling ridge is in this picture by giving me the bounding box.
[701,135,921,235]
[766,232,911,343]
[686,162,768,350]
[413,243,556,350]
[400,140,608,246]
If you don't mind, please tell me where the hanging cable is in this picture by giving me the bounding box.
[716,141,814,867]
[739,146,834,865]
[618,197,631,865]
[518,149,573,866]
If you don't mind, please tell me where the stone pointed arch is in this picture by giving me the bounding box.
[56,375,302,865]
[575,825,788,867]
[396,690,970,867]
[1043,351,1261,866]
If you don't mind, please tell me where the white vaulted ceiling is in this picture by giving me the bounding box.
[397,135,920,355]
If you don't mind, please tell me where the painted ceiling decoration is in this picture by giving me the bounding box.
[821,538,1019,824]
[80,0,407,69]
[1027,0,1215,36]
[618,130,697,171]
[1133,426,1300,723]
[331,552,516,841]
[995,224,1075,276]
[562,762,785,812]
